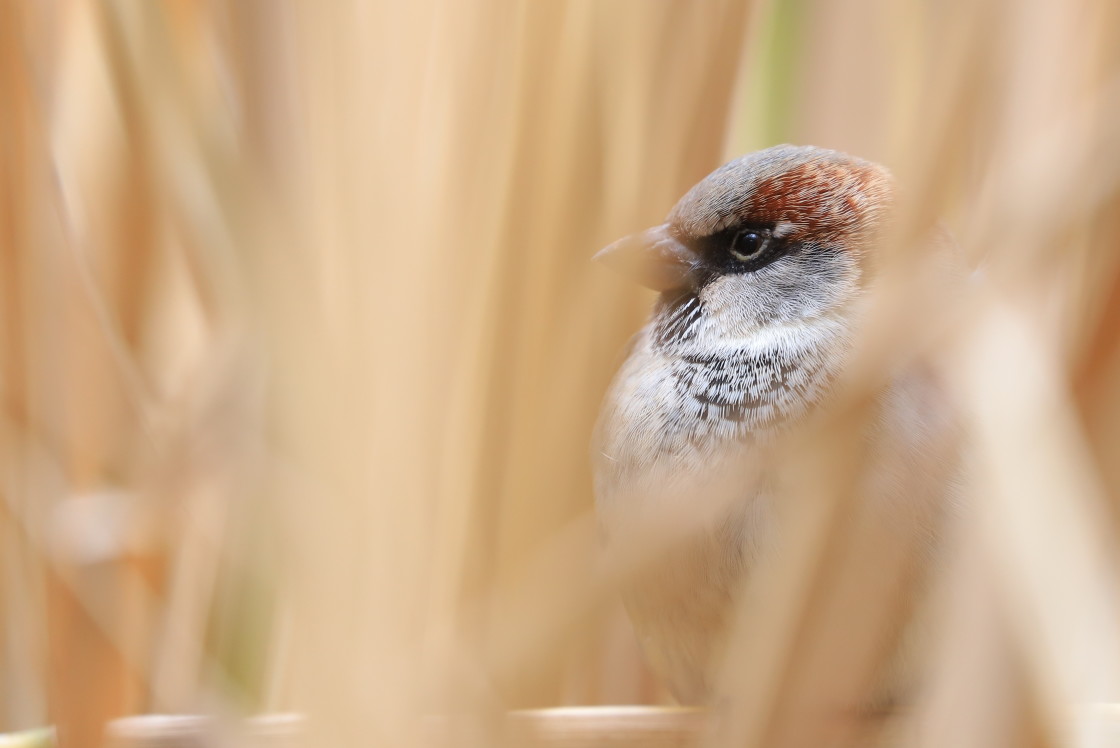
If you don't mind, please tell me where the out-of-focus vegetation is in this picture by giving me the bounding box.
[2,1,1120,747]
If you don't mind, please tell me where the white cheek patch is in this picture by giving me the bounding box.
[691,315,850,359]
[690,253,861,346]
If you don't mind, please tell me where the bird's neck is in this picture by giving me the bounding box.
[658,316,850,436]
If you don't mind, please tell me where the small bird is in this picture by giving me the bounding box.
[593,145,957,710]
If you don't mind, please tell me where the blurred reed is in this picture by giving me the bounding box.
[0,1,1119,748]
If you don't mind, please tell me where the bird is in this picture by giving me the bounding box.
[592,144,959,713]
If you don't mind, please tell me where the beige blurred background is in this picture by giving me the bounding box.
[2,1,1120,747]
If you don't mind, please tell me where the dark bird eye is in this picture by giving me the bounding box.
[729,229,769,262]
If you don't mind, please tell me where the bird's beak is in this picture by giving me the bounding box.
[593,224,701,291]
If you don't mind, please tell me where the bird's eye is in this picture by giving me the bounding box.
[728,229,769,262]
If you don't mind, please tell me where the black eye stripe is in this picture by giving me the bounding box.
[689,224,789,273]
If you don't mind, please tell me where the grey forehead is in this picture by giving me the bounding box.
[666,144,853,237]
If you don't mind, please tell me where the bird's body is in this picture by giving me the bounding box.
[594,306,850,703]
[593,145,955,706]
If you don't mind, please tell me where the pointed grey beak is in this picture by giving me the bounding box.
[593,224,701,291]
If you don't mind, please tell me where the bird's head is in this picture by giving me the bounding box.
[597,145,894,350]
